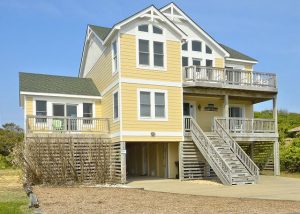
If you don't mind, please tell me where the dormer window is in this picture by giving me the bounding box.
[153,25,163,34]
[192,40,202,52]
[138,24,148,32]
[206,45,212,54]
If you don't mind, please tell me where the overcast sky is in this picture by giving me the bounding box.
[0,0,299,126]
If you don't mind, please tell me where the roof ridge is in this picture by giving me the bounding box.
[19,72,91,80]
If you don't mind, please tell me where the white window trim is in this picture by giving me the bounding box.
[136,22,167,71]
[111,38,119,75]
[137,88,168,121]
[113,89,119,122]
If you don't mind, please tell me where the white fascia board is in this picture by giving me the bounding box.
[226,58,258,64]
[160,3,230,57]
[20,91,102,100]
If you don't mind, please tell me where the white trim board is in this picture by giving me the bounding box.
[121,78,181,87]
[119,131,182,137]
[20,91,102,100]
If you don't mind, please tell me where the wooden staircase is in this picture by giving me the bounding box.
[189,118,260,185]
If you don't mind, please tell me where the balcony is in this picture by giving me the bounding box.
[26,115,110,135]
[183,66,277,92]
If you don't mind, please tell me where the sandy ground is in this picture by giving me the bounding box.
[34,186,300,214]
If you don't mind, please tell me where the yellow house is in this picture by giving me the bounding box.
[19,3,279,185]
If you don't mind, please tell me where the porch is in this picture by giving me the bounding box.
[26,115,110,135]
[183,66,277,92]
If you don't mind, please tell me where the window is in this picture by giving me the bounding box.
[155,92,165,118]
[192,40,202,52]
[192,58,201,66]
[182,42,188,51]
[182,57,188,67]
[206,45,212,54]
[153,26,163,34]
[36,100,47,123]
[140,91,151,117]
[113,91,119,120]
[206,59,213,67]
[139,90,167,120]
[229,106,244,118]
[138,24,148,32]
[153,41,164,67]
[83,103,93,124]
[112,40,118,73]
[139,39,150,66]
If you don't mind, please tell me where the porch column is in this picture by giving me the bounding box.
[223,94,229,130]
[274,139,280,176]
[178,142,184,180]
[273,95,278,131]
[120,141,127,183]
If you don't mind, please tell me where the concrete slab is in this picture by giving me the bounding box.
[127,176,300,201]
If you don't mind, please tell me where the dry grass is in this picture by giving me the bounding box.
[34,186,300,214]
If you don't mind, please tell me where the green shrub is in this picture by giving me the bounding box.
[0,155,12,169]
[280,138,300,172]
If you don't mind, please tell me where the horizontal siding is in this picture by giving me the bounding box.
[26,96,33,115]
[121,83,183,139]
[120,34,182,82]
[122,136,181,142]
[95,100,102,117]
[244,64,253,71]
[215,58,225,68]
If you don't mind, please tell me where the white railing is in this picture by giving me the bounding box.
[214,118,260,181]
[215,117,276,133]
[183,66,277,89]
[26,115,110,134]
[190,117,232,185]
[183,116,191,133]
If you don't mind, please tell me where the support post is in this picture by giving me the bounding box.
[250,142,254,159]
[274,139,280,176]
[179,142,184,180]
[224,94,229,130]
[273,95,278,132]
[120,141,126,183]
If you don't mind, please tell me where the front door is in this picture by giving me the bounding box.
[183,102,195,118]
[229,106,244,132]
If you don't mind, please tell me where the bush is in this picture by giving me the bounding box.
[280,138,300,172]
[0,154,11,169]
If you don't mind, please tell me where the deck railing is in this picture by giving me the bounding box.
[215,117,276,133]
[26,115,110,134]
[183,66,277,89]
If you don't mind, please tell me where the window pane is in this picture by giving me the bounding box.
[83,103,93,118]
[138,24,148,32]
[112,41,118,71]
[139,40,149,52]
[112,41,117,56]
[182,57,188,67]
[193,59,201,66]
[139,53,149,65]
[155,93,165,118]
[153,26,163,34]
[53,104,65,117]
[36,101,46,115]
[140,92,151,117]
[114,92,118,119]
[206,45,212,54]
[139,40,149,65]
[192,41,201,52]
[154,41,164,67]
[182,42,188,51]
[206,59,213,67]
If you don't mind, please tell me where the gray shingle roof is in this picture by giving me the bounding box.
[89,25,111,41]
[219,43,257,62]
[19,72,101,97]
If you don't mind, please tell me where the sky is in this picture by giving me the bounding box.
[0,0,299,127]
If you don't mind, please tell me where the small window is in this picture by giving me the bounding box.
[182,57,188,67]
[139,39,150,66]
[193,58,201,66]
[153,26,163,34]
[112,41,118,73]
[36,100,47,123]
[153,41,164,67]
[206,59,213,67]
[182,42,188,51]
[83,103,93,118]
[138,24,148,32]
[140,91,151,117]
[192,41,202,52]
[206,45,212,54]
[113,92,119,120]
[155,92,165,118]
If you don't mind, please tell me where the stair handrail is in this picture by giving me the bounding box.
[214,118,260,181]
[190,117,232,185]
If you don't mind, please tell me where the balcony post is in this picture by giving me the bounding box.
[223,94,229,130]
[274,139,280,176]
[273,95,278,132]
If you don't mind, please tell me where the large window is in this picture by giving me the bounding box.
[112,40,118,73]
[83,103,93,124]
[153,41,164,67]
[139,90,167,120]
[113,91,119,120]
[139,39,150,66]
[36,100,47,123]
[192,40,202,52]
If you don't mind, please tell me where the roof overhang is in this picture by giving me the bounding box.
[20,91,102,101]
[226,58,258,64]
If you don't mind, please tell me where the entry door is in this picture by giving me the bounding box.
[53,104,65,130]
[67,105,77,131]
[183,102,195,118]
[229,106,244,132]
